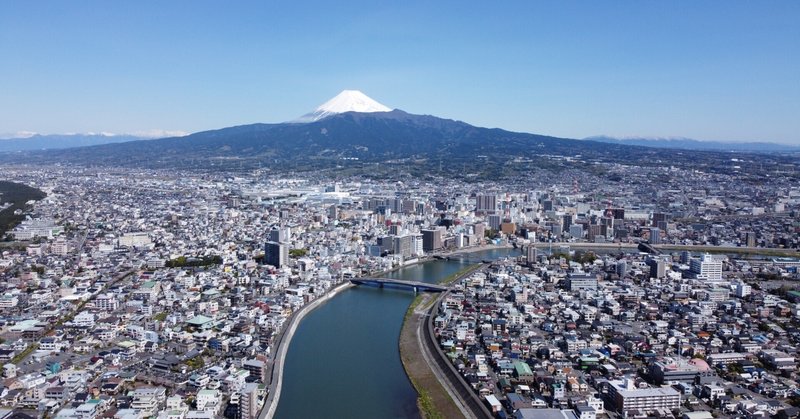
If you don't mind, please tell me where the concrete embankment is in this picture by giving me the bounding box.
[259,281,354,419]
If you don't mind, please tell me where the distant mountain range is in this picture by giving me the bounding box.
[585,136,800,153]
[1,91,796,181]
[0,133,151,152]
[11,109,598,168]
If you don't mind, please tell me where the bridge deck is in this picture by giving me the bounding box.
[350,278,447,292]
[443,256,496,264]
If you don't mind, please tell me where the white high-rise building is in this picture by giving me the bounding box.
[735,282,752,298]
[690,253,722,281]
[411,234,424,256]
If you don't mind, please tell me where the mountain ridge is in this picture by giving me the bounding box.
[1,108,796,183]
[585,135,799,153]
[0,133,152,152]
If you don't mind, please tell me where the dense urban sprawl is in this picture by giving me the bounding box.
[0,164,798,419]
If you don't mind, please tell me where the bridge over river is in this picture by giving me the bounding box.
[349,278,448,292]
[434,255,494,264]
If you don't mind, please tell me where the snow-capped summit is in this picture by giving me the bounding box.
[294,90,392,122]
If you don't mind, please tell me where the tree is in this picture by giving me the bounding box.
[289,248,308,258]
[727,363,744,374]
[573,251,597,264]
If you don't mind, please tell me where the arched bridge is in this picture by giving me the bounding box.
[350,278,448,292]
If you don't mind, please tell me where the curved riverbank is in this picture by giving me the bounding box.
[269,247,517,418]
[259,281,354,419]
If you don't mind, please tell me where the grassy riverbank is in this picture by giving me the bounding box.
[398,263,485,418]
[440,263,484,285]
[399,293,457,419]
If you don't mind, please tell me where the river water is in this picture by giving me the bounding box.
[273,247,521,418]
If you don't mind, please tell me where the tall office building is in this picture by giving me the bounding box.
[402,199,417,214]
[649,227,661,245]
[264,241,289,268]
[475,194,497,214]
[421,229,443,252]
[569,224,584,239]
[415,202,426,215]
[389,198,403,214]
[392,235,413,258]
[488,214,502,231]
[562,214,573,230]
[646,258,666,279]
[472,223,486,241]
[526,246,537,266]
[587,225,603,242]
[269,227,290,243]
[652,212,669,227]
[745,231,757,247]
[616,260,628,277]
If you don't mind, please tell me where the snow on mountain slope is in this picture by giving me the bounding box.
[294,90,392,122]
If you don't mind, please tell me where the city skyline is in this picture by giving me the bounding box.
[1,1,799,144]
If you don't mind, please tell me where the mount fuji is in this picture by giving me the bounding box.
[294,90,392,123]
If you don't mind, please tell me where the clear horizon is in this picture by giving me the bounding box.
[1,1,798,144]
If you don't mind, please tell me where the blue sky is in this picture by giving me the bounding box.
[1,1,798,143]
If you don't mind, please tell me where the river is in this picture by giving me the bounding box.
[273,247,521,418]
